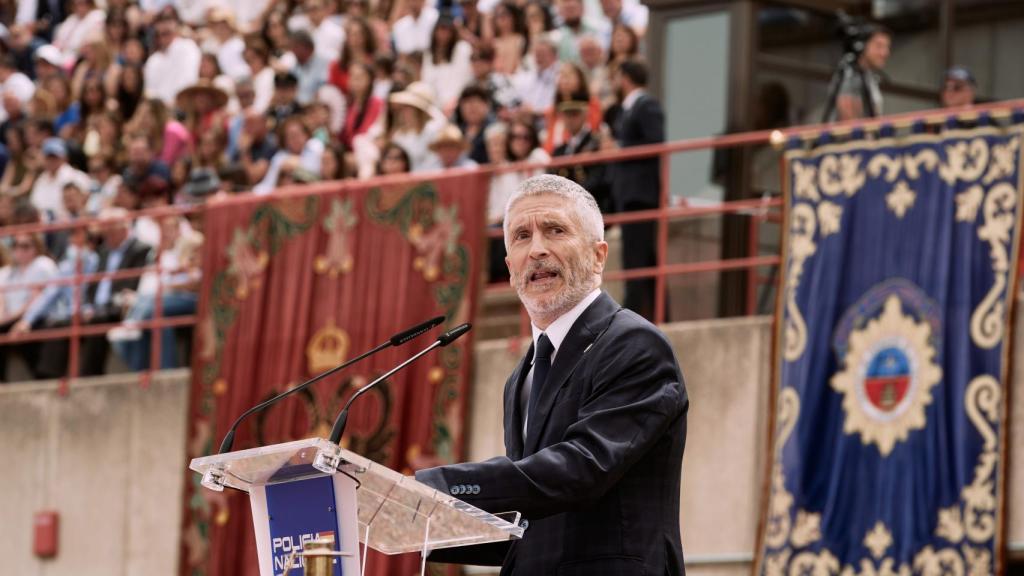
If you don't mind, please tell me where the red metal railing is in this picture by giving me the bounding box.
[1,97,1020,389]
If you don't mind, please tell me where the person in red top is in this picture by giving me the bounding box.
[339,62,383,149]
[327,17,378,95]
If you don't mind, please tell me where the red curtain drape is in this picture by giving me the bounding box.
[179,172,489,575]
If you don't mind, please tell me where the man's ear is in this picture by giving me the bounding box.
[593,241,608,273]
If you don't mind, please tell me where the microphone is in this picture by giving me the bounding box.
[216,315,444,454]
[328,323,471,444]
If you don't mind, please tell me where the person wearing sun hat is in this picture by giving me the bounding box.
[176,79,230,135]
[421,123,478,171]
[386,81,447,170]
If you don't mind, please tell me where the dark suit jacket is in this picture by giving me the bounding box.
[85,237,153,319]
[611,93,666,211]
[551,129,611,213]
[416,292,688,575]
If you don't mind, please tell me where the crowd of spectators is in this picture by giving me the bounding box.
[0,0,656,379]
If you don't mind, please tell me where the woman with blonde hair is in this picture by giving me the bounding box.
[125,98,191,167]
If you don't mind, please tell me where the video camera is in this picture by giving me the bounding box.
[835,11,883,57]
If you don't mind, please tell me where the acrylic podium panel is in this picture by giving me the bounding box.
[190,437,524,569]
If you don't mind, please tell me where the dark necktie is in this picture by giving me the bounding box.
[526,334,554,429]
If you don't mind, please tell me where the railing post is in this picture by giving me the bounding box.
[654,151,670,324]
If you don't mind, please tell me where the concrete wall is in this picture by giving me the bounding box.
[0,370,190,576]
[2,309,1023,575]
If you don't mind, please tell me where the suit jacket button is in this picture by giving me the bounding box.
[520,519,529,530]
[471,485,480,494]
[450,485,460,496]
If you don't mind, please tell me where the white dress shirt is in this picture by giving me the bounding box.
[144,36,202,105]
[392,7,439,55]
[521,288,602,436]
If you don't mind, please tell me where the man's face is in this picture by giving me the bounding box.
[941,78,975,108]
[558,0,583,25]
[505,194,607,324]
[471,53,493,79]
[436,143,462,166]
[128,139,152,170]
[291,40,313,63]
[861,32,890,71]
[43,153,63,173]
[460,95,489,124]
[562,109,586,134]
[102,221,128,248]
[155,21,176,51]
[63,185,86,214]
[534,43,556,70]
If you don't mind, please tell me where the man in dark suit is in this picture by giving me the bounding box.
[416,174,688,575]
[37,208,153,377]
[550,100,611,213]
[609,59,665,321]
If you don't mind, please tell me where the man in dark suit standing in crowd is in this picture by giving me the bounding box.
[550,99,611,213]
[37,207,152,377]
[416,174,688,575]
[609,59,664,320]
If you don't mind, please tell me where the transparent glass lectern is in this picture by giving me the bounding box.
[190,438,524,576]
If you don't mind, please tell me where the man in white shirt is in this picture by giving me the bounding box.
[143,12,202,105]
[600,0,648,38]
[0,54,35,124]
[30,138,92,220]
[289,0,345,63]
[517,38,558,115]
[203,7,250,80]
[392,0,439,55]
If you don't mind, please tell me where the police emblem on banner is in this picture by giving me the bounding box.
[831,282,942,456]
[757,125,1024,576]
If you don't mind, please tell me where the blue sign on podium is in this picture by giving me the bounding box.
[266,475,343,575]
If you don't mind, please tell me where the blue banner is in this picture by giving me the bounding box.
[266,475,343,576]
[758,126,1023,575]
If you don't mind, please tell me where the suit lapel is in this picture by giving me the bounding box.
[504,347,532,460]
[523,293,621,455]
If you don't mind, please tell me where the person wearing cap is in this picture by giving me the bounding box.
[202,7,250,81]
[421,123,478,171]
[550,99,609,211]
[143,11,202,105]
[33,44,66,81]
[387,81,447,170]
[0,54,35,125]
[941,66,977,109]
[30,137,91,220]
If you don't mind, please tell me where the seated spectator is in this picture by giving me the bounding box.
[543,61,603,152]
[469,43,520,116]
[376,141,412,175]
[53,0,107,65]
[70,32,118,106]
[202,7,250,81]
[455,0,485,46]
[30,138,91,221]
[42,75,78,139]
[113,63,144,121]
[108,214,202,371]
[421,124,479,171]
[386,81,447,170]
[422,15,474,114]
[607,23,640,70]
[320,142,348,180]
[488,2,527,75]
[453,83,494,164]
[269,71,301,125]
[328,17,377,95]
[82,111,125,165]
[121,133,172,192]
[0,124,40,201]
[392,0,439,56]
[175,80,230,139]
[143,12,202,106]
[36,207,153,377]
[234,110,279,186]
[126,98,190,168]
[549,99,610,210]
[292,0,346,64]
[340,62,383,149]
[0,233,57,381]
[0,91,29,141]
[578,35,612,109]
[550,0,609,63]
[86,153,121,211]
[11,225,97,380]
[601,0,648,40]
[288,30,329,105]
[32,46,66,84]
[242,38,275,114]
[255,117,324,193]
[517,37,558,116]
[941,66,977,108]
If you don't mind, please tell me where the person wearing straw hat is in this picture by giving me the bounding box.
[175,79,229,136]
[386,80,446,170]
[421,123,478,171]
